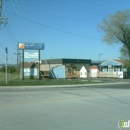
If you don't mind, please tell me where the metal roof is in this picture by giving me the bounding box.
[100,59,123,66]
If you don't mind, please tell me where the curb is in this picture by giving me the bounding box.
[0,82,130,90]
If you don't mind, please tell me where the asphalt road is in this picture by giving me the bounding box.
[0,83,130,130]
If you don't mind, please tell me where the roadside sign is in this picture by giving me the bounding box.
[18,43,44,50]
[24,52,38,58]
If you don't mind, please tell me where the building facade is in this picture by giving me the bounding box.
[41,58,91,79]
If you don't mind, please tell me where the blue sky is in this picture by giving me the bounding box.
[0,0,130,64]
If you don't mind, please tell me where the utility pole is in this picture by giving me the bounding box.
[0,0,3,26]
[0,0,7,26]
[0,0,2,18]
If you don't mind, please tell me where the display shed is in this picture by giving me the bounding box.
[80,66,87,78]
[99,59,125,78]
[51,65,66,79]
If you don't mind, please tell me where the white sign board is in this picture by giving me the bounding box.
[24,68,37,76]
[24,52,38,58]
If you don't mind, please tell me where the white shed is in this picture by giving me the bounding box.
[90,65,99,78]
[80,66,87,78]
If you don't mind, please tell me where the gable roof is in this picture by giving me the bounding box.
[80,66,87,72]
[100,59,123,66]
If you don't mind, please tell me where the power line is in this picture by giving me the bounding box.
[14,0,113,15]
[35,0,109,15]
[0,43,5,50]
[6,7,98,23]
[10,0,19,15]
[5,26,17,50]
[2,0,19,65]
[3,2,18,47]
[6,22,17,44]
[6,11,100,41]
[9,0,108,17]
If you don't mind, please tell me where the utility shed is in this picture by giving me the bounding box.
[80,66,87,78]
[51,65,65,79]
[90,65,99,78]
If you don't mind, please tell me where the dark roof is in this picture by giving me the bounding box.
[41,59,63,64]
[41,58,91,64]
[62,58,91,64]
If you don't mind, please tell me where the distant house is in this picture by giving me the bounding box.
[80,66,87,78]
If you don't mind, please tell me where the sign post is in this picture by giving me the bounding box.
[5,47,8,84]
[39,49,40,80]
[22,49,24,80]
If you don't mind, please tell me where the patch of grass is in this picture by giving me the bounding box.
[0,72,102,86]
[0,79,100,86]
[0,72,19,82]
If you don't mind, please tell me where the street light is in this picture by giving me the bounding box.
[99,53,103,63]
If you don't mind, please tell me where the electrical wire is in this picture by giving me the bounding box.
[10,0,108,17]
[2,1,34,63]
[6,11,100,41]
[6,7,98,23]
[10,0,19,15]
[2,1,17,52]
[5,26,17,50]
[0,24,6,30]
[15,0,113,15]
[0,43,5,50]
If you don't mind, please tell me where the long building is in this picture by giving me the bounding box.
[40,58,91,78]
